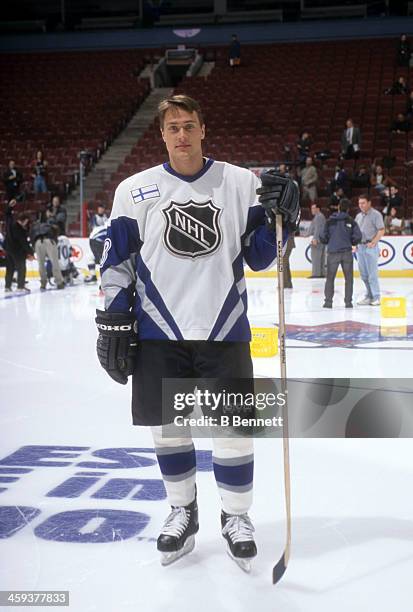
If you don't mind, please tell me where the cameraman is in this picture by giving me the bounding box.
[31,211,65,291]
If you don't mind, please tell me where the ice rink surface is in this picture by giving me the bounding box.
[1,275,413,612]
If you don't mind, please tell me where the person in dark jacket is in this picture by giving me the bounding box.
[397,34,411,67]
[48,195,67,235]
[320,199,362,309]
[3,160,23,201]
[229,34,241,68]
[4,200,34,293]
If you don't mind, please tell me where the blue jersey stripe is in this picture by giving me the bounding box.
[136,258,184,340]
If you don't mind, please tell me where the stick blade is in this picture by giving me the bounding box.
[272,552,287,585]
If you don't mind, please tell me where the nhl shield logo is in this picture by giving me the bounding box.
[162,200,222,259]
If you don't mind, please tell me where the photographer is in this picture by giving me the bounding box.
[30,211,65,291]
[4,199,33,294]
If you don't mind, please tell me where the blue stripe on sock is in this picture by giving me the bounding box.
[213,460,254,487]
[156,448,196,477]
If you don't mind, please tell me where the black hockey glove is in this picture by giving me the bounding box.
[256,171,301,232]
[95,309,138,385]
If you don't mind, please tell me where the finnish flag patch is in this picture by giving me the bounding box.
[131,184,160,204]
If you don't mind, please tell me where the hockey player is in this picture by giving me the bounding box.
[84,223,107,283]
[95,95,299,570]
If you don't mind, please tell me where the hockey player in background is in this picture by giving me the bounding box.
[84,223,107,284]
[95,95,299,570]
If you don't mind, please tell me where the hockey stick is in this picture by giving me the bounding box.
[272,213,292,585]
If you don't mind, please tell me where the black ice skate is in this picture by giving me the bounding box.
[157,497,199,566]
[221,511,257,573]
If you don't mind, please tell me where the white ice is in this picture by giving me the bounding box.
[0,275,413,612]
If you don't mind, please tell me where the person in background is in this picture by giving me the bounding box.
[340,118,361,160]
[300,156,318,204]
[381,185,403,214]
[390,113,411,134]
[4,199,34,294]
[384,206,405,235]
[3,160,23,202]
[48,195,67,235]
[384,76,409,95]
[229,34,241,68]
[306,202,326,278]
[30,211,65,291]
[320,199,362,309]
[84,223,108,284]
[296,131,312,167]
[351,165,370,190]
[32,150,48,194]
[397,34,411,67]
[330,164,351,196]
[91,203,108,228]
[329,186,345,211]
[370,164,395,194]
[355,195,385,306]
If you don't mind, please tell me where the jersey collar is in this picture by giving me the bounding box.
[163,158,214,183]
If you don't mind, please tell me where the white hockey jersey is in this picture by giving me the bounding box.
[101,159,280,342]
[57,235,72,272]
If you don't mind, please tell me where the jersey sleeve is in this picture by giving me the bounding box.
[241,172,287,271]
[100,182,142,313]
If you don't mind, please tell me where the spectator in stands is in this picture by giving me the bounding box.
[320,198,362,309]
[32,150,48,193]
[300,156,318,204]
[296,131,312,167]
[3,160,23,202]
[305,203,326,278]
[329,164,351,196]
[340,118,361,160]
[397,34,411,67]
[229,34,241,69]
[4,199,34,294]
[355,195,385,306]
[30,212,65,291]
[352,165,370,189]
[329,186,345,211]
[384,207,405,235]
[406,92,413,119]
[382,186,403,214]
[91,203,108,228]
[370,163,395,193]
[390,113,411,134]
[48,195,67,235]
[384,76,409,95]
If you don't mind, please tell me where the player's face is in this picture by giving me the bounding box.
[161,107,205,166]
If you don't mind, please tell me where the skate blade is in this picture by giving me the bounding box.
[226,545,253,573]
[160,535,195,566]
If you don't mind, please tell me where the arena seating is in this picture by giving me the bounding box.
[95,38,411,223]
[0,50,150,216]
